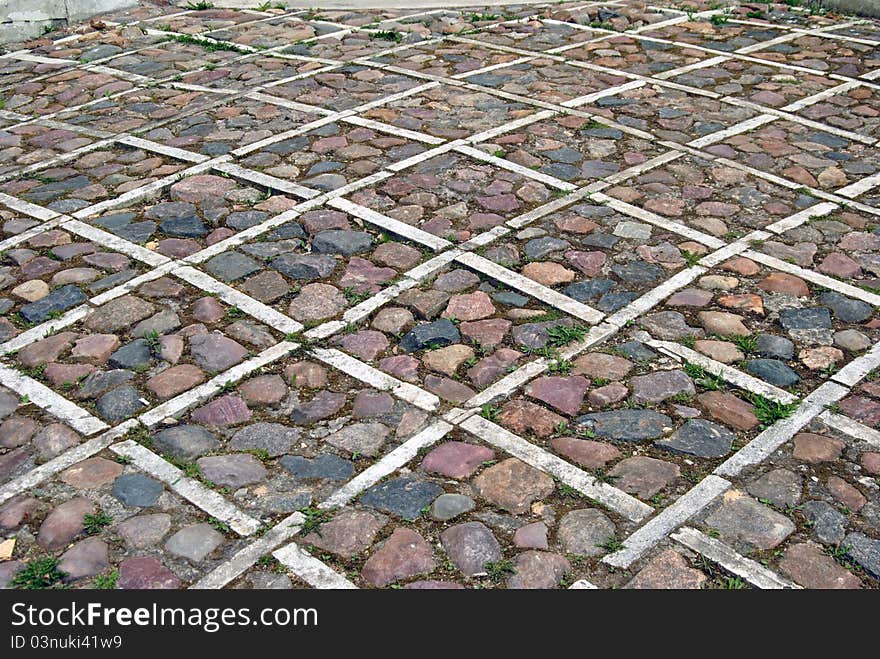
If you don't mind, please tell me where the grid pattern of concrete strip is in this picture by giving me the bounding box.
[0,0,879,590]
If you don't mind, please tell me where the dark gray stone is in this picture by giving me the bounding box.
[311,230,372,256]
[756,334,795,360]
[779,307,832,330]
[575,410,672,442]
[597,291,638,312]
[152,425,221,460]
[615,341,657,362]
[158,215,207,238]
[229,423,299,457]
[19,285,87,323]
[76,370,134,400]
[524,237,570,259]
[801,500,846,545]
[205,252,262,282]
[279,454,355,481]
[113,473,163,507]
[655,419,735,458]
[844,532,880,580]
[108,340,152,370]
[564,279,616,302]
[818,292,873,324]
[743,359,801,387]
[400,319,460,352]
[270,253,336,280]
[95,386,146,421]
[360,477,443,520]
[492,291,529,307]
[611,262,665,285]
[226,211,268,231]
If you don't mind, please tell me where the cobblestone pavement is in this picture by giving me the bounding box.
[1,0,880,591]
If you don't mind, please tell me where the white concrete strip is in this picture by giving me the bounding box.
[387,140,462,172]
[464,359,549,409]
[714,381,849,478]
[456,143,577,190]
[138,341,296,427]
[835,170,880,199]
[110,440,262,536]
[721,98,877,145]
[182,208,304,264]
[319,421,452,510]
[228,113,344,158]
[71,158,220,220]
[244,90,337,116]
[456,252,604,324]
[272,543,358,589]
[764,202,838,235]
[353,81,440,115]
[735,31,801,55]
[0,305,90,358]
[819,410,880,450]
[463,111,553,146]
[404,250,461,282]
[744,250,880,308]
[672,527,801,589]
[832,339,880,388]
[602,475,732,569]
[3,52,77,65]
[697,238,753,268]
[568,579,599,589]
[0,421,136,507]
[212,161,320,199]
[460,225,510,251]
[172,267,304,335]
[0,192,62,220]
[605,266,706,328]
[61,219,171,267]
[0,364,108,436]
[191,514,305,589]
[328,197,452,250]
[648,340,799,404]
[561,80,646,108]
[460,415,653,522]
[506,187,595,229]
[311,348,439,411]
[603,150,685,186]
[781,80,863,113]
[653,55,729,80]
[342,115,446,144]
[688,114,777,148]
[593,193,725,248]
[117,135,211,163]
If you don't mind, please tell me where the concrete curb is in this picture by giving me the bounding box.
[819,0,880,18]
[0,0,137,44]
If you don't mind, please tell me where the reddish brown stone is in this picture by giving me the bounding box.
[549,437,621,468]
[779,542,861,589]
[361,528,436,587]
[421,441,494,479]
[624,550,706,589]
[498,399,565,438]
[473,458,554,514]
[697,391,758,431]
[792,433,845,463]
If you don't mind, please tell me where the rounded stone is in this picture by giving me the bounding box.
[113,473,164,507]
[430,494,475,521]
[557,508,615,557]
